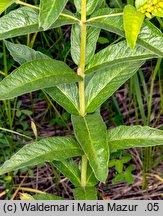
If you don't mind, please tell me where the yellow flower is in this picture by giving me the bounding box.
[138,0,163,18]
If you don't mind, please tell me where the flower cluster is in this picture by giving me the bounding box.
[138,0,163,18]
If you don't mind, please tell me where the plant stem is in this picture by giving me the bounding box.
[86,13,123,22]
[60,13,80,22]
[16,1,39,9]
[147,58,162,125]
[17,1,80,23]
[78,0,87,187]
[0,127,32,140]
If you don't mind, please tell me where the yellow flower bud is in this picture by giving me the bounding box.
[147,6,154,11]
[158,2,163,8]
[145,12,152,18]
[152,0,158,5]
[143,4,148,9]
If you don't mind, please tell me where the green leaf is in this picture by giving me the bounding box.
[138,20,163,57]
[135,0,147,9]
[4,41,79,114]
[53,159,98,187]
[71,24,100,65]
[108,126,163,152]
[0,0,15,15]
[123,5,145,49]
[86,40,157,74]
[74,0,100,15]
[0,7,77,40]
[53,159,81,187]
[72,113,109,182]
[34,194,64,200]
[0,137,83,175]
[4,40,50,64]
[85,61,144,113]
[86,8,163,57]
[39,0,68,30]
[86,8,124,36]
[86,163,99,186]
[45,84,79,115]
[73,187,97,200]
[0,59,81,100]
[110,0,124,8]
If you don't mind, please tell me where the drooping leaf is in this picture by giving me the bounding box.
[34,194,64,200]
[86,40,157,74]
[0,59,81,100]
[0,0,15,15]
[73,187,98,200]
[108,126,163,152]
[4,41,79,114]
[0,137,83,175]
[85,61,144,113]
[53,159,81,187]
[4,40,50,64]
[45,85,79,114]
[74,0,101,15]
[86,8,163,57]
[72,113,109,182]
[39,0,68,30]
[0,7,78,40]
[123,5,145,49]
[71,24,100,65]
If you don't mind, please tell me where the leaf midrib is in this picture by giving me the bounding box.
[85,66,133,108]
[0,69,78,99]
[82,117,98,167]
[57,86,79,111]
[0,145,82,173]
[61,162,81,185]
[108,136,163,143]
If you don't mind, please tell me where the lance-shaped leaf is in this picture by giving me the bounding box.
[0,7,78,40]
[53,159,98,187]
[4,41,79,114]
[0,137,83,175]
[45,85,79,114]
[53,159,81,187]
[74,0,101,15]
[86,8,163,57]
[73,187,98,200]
[4,40,50,64]
[71,24,100,66]
[123,5,145,49]
[86,163,99,186]
[85,61,144,113]
[86,8,124,36]
[72,113,109,182]
[0,0,15,15]
[86,40,157,74]
[0,59,81,100]
[39,0,68,30]
[34,194,64,200]
[108,126,163,152]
